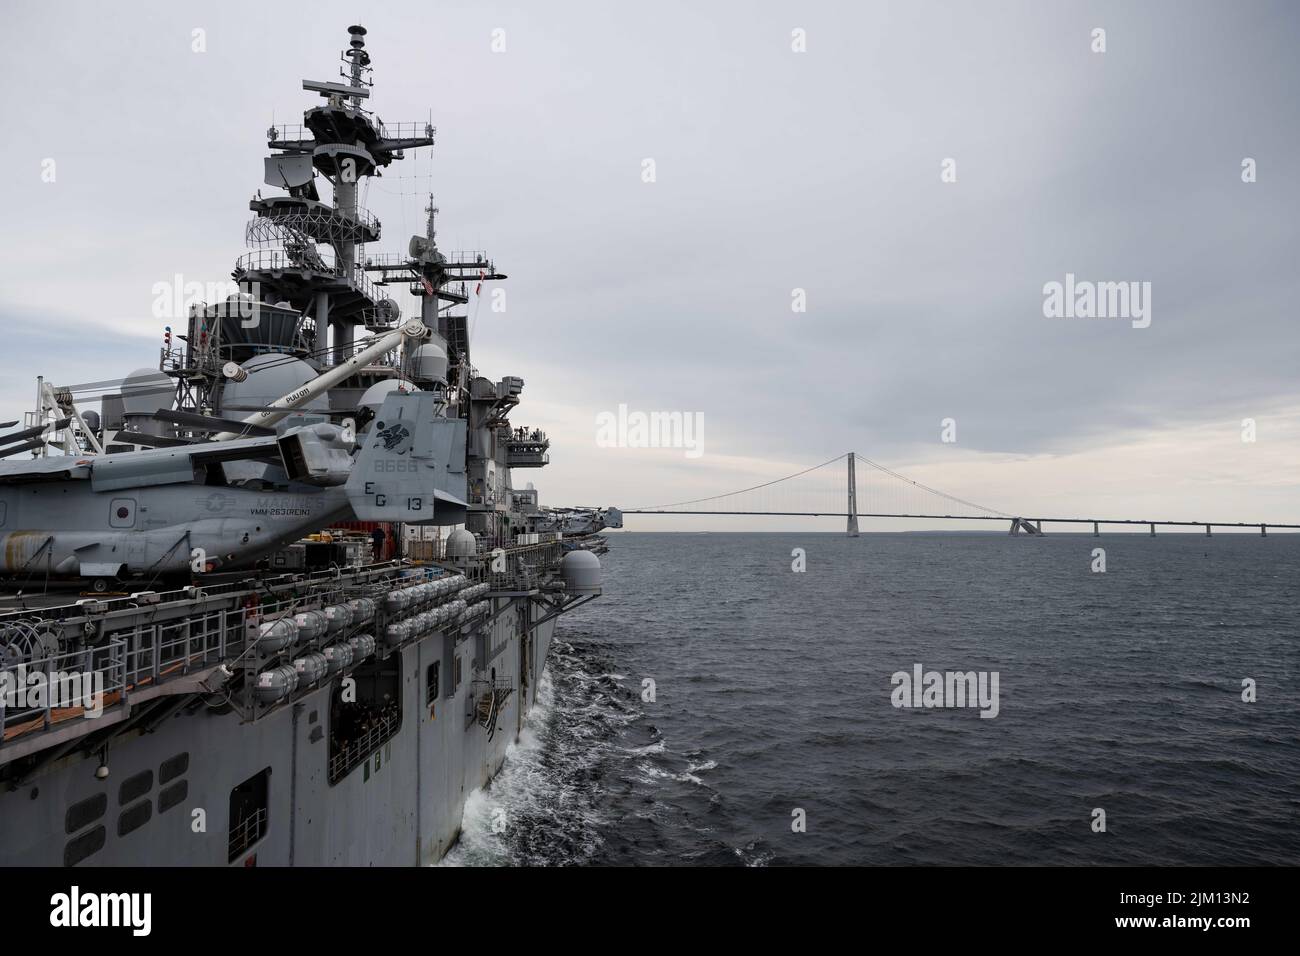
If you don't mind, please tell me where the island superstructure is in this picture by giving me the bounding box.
[0,26,619,866]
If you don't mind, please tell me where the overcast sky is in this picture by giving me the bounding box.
[3,0,1298,531]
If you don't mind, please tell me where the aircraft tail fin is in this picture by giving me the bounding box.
[345,392,468,524]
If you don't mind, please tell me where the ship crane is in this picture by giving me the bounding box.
[212,319,429,440]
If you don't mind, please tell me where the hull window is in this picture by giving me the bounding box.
[328,656,401,785]
[119,769,153,805]
[117,799,152,837]
[159,780,188,814]
[426,661,440,706]
[65,793,107,834]
[63,826,106,867]
[159,752,189,784]
[228,767,271,862]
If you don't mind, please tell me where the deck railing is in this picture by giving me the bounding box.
[228,806,267,861]
[327,706,400,784]
[0,638,128,741]
[234,249,380,305]
[0,575,383,755]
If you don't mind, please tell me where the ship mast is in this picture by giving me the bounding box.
[149,26,502,444]
[420,195,440,331]
[329,25,369,366]
[163,26,443,421]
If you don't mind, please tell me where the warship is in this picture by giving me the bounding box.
[0,26,619,866]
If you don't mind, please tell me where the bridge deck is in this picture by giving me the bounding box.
[624,510,1300,529]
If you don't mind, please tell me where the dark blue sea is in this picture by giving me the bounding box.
[444,532,1300,866]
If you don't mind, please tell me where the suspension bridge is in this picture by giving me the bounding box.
[623,453,1299,536]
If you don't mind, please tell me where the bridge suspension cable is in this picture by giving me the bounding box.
[621,449,1299,535]
[628,451,1009,519]
[631,453,848,512]
[851,453,1010,518]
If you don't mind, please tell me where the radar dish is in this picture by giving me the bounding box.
[264,154,315,190]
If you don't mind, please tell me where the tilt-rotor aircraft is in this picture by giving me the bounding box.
[0,320,466,591]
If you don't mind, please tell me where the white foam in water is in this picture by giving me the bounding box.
[439,648,637,866]
[623,740,666,755]
[438,633,731,866]
[438,674,558,867]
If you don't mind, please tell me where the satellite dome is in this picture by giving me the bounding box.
[561,550,601,594]
[445,529,477,558]
[219,353,328,416]
[119,369,173,416]
[408,340,448,386]
[358,379,411,416]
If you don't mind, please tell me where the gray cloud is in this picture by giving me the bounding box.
[2,0,1297,519]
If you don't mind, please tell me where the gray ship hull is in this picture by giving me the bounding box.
[1,603,554,867]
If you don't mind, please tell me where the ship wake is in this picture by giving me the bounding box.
[439,634,746,866]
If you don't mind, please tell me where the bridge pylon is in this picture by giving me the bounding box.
[846,453,859,537]
[1008,517,1043,535]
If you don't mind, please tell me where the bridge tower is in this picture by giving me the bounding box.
[846,453,859,537]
